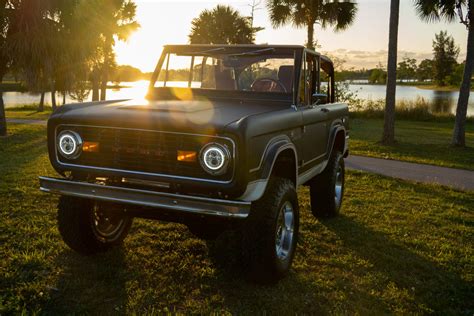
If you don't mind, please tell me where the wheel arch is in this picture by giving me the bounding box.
[239,137,298,202]
[327,124,348,159]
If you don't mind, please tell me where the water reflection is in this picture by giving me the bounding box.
[349,84,474,116]
[431,90,454,114]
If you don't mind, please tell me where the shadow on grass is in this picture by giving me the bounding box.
[44,248,128,315]
[322,216,474,314]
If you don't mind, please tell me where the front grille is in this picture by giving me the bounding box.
[56,125,234,181]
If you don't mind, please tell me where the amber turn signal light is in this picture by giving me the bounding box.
[177,150,197,162]
[83,141,100,153]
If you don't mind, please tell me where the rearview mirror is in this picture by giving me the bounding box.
[312,93,328,105]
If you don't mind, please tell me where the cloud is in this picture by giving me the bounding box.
[322,49,466,70]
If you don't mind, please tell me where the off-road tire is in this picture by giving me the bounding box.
[310,151,345,218]
[242,177,299,284]
[58,196,133,255]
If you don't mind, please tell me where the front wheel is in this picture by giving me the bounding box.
[310,151,345,218]
[58,196,133,255]
[241,177,299,284]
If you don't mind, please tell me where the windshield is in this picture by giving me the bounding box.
[152,49,295,94]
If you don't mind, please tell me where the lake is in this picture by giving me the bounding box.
[351,84,474,116]
[3,80,473,117]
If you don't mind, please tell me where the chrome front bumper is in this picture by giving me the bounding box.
[39,177,250,219]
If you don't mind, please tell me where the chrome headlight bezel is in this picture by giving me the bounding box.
[199,143,230,176]
[57,130,83,159]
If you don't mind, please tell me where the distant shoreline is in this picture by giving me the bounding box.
[346,82,473,92]
[414,85,474,92]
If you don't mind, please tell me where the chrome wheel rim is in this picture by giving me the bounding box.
[92,204,125,239]
[275,201,295,261]
[335,165,343,208]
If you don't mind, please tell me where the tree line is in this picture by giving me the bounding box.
[383,0,473,147]
[341,31,465,86]
[0,0,139,136]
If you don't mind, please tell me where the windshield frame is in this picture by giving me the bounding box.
[147,45,306,105]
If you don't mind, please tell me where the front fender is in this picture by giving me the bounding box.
[239,135,298,202]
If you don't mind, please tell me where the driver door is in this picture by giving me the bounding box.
[300,52,329,172]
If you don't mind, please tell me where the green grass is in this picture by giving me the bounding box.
[350,118,474,170]
[1,124,473,314]
[5,105,53,120]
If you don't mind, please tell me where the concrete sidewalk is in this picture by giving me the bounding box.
[346,155,474,191]
[7,118,47,125]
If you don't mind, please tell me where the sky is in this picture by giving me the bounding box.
[115,0,469,72]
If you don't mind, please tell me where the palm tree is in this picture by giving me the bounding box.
[91,0,139,101]
[382,0,400,145]
[414,0,473,147]
[189,5,258,44]
[0,0,10,136]
[266,0,358,49]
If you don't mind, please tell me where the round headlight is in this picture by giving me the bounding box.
[200,144,230,175]
[57,130,82,159]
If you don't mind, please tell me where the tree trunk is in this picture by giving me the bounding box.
[0,89,6,137]
[452,3,474,147]
[307,22,315,50]
[100,48,109,101]
[0,67,7,136]
[92,68,100,101]
[100,64,108,101]
[382,0,400,145]
[39,91,45,112]
[51,83,57,111]
[62,92,66,105]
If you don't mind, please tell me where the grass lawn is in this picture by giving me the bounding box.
[350,118,474,170]
[5,106,52,120]
[1,123,473,314]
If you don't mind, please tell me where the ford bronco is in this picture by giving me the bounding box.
[40,44,349,283]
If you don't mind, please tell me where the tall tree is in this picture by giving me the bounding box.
[0,0,10,136]
[414,0,474,147]
[93,0,139,101]
[432,31,460,86]
[266,0,358,49]
[397,57,417,82]
[382,0,400,145]
[189,5,258,44]
[7,0,67,111]
[417,58,434,81]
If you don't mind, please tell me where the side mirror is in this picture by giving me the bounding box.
[312,93,328,105]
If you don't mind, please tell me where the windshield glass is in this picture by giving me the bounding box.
[153,49,295,94]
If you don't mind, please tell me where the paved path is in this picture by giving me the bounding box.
[6,118,474,191]
[7,118,47,125]
[346,155,474,191]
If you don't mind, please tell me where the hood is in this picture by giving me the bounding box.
[53,98,287,135]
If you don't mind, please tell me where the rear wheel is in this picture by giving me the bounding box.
[58,196,133,255]
[241,177,299,284]
[310,151,345,218]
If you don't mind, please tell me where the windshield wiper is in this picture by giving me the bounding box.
[226,48,275,57]
[178,47,226,56]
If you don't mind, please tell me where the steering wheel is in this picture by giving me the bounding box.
[251,78,287,93]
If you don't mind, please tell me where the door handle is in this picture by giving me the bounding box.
[321,108,330,113]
